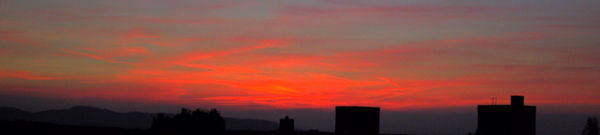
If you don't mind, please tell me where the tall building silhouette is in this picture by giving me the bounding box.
[279,116,294,134]
[476,95,536,135]
[335,106,380,135]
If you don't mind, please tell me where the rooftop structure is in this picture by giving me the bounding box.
[335,106,380,135]
[476,95,536,135]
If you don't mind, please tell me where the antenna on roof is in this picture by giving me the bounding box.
[494,96,497,105]
[490,96,497,105]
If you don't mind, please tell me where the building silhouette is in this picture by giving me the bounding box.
[151,108,225,135]
[581,117,599,135]
[476,95,536,135]
[279,116,294,134]
[335,106,380,135]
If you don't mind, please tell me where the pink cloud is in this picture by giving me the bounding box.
[174,39,289,64]
[62,46,149,65]
[1,0,599,110]
[0,48,15,56]
[0,31,44,46]
[0,70,60,80]
[148,38,208,47]
[276,1,514,27]
[285,3,508,15]
[119,27,160,40]
[545,24,600,30]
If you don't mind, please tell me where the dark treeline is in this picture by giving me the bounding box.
[151,108,225,135]
[582,117,599,135]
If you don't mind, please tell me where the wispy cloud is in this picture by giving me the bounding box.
[0,0,599,110]
[0,70,60,80]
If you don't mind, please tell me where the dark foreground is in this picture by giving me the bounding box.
[0,120,409,135]
[0,120,148,135]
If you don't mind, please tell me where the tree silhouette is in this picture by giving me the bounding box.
[151,108,225,135]
[582,117,599,135]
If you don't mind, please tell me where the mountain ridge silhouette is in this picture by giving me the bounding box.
[0,105,278,131]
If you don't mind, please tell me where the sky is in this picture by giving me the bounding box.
[1,0,600,134]
[2,0,600,111]
[1,0,600,131]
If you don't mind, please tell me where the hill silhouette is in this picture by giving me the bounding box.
[0,106,278,131]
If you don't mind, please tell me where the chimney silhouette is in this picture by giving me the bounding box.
[511,95,524,107]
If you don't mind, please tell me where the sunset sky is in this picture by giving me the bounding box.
[1,0,599,113]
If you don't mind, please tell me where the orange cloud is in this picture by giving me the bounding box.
[1,0,599,112]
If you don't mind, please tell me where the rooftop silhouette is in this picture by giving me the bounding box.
[2,96,595,135]
[335,106,380,135]
[476,95,536,135]
[279,116,294,134]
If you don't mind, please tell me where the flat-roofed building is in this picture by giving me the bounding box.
[476,95,536,135]
[335,106,380,135]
